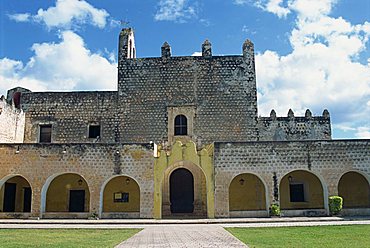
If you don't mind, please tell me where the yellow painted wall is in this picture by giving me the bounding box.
[153,141,214,219]
[103,176,140,212]
[229,174,266,211]
[46,174,90,212]
[339,172,370,208]
[280,170,324,209]
[0,176,31,212]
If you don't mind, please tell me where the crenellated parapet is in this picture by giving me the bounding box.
[258,109,332,141]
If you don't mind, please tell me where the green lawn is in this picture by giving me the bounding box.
[227,225,370,248]
[0,229,141,248]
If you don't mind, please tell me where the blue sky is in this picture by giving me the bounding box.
[0,0,369,139]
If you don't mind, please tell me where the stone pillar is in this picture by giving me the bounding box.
[202,40,212,58]
[161,42,171,58]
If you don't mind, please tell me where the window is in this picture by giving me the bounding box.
[39,125,52,143]
[113,192,129,203]
[174,115,187,136]
[290,183,305,202]
[88,125,101,139]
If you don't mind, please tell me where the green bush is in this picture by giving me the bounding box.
[329,196,343,215]
[270,203,281,216]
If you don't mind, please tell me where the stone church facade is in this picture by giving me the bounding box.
[0,28,369,219]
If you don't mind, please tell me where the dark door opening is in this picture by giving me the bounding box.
[23,187,32,212]
[69,190,85,212]
[170,168,194,213]
[3,183,16,212]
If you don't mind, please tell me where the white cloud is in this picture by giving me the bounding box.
[262,0,290,18]
[191,52,202,56]
[8,0,109,29]
[7,13,31,22]
[234,0,290,18]
[0,31,117,95]
[253,0,370,138]
[355,127,370,139]
[155,0,197,22]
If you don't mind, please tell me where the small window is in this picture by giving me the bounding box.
[290,183,305,202]
[89,125,101,139]
[39,125,52,143]
[113,192,129,203]
[174,115,187,136]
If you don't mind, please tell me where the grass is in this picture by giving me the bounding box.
[226,225,370,248]
[0,228,141,248]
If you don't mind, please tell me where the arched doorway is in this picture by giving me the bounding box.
[45,173,90,213]
[170,168,194,213]
[0,175,31,213]
[102,175,140,218]
[280,170,325,215]
[338,171,370,208]
[229,173,267,215]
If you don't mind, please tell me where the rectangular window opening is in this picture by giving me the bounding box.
[89,125,101,139]
[113,192,129,203]
[289,183,305,202]
[39,125,52,143]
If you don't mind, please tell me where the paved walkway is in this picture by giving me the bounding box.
[1,217,370,247]
[116,225,247,248]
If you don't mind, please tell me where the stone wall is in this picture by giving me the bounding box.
[118,36,259,144]
[213,140,370,217]
[258,109,331,141]
[0,97,25,143]
[21,91,119,143]
[0,143,154,218]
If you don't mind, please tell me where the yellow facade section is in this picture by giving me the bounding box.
[229,174,266,211]
[0,176,31,212]
[103,176,140,212]
[280,170,324,209]
[46,173,90,212]
[339,172,370,208]
[153,141,214,219]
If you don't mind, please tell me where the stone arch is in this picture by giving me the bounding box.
[279,170,328,214]
[0,174,32,213]
[100,175,140,218]
[41,173,90,216]
[228,172,268,216]
[338,171,370,208]
[161,161,207,217]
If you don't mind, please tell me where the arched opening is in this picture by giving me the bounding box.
[174,115,187,136]
[338,172,370,208]
[0,175,31,213]
[45,173,90,213]
[129,39,132,58]
[102,176,140,217]
[13,92,21,109]
[170,168,194,213]
[280,170,324,211]
[229,173,266,212]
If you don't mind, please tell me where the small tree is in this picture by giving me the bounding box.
[329,196,343,215]
[270,203,281,216]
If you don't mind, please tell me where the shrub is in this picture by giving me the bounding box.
[329,196,343,215]
[270,203,281,216]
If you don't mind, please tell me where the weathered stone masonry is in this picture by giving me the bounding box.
[0,27,369,219]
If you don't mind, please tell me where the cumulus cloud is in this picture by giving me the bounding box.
[252,0,370,138]
[0,31,117,95]
[8,0,109,29]
[7,13,31,22]
[155,0,197,22]
[234,0,290,18]
[191,52,202,56]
